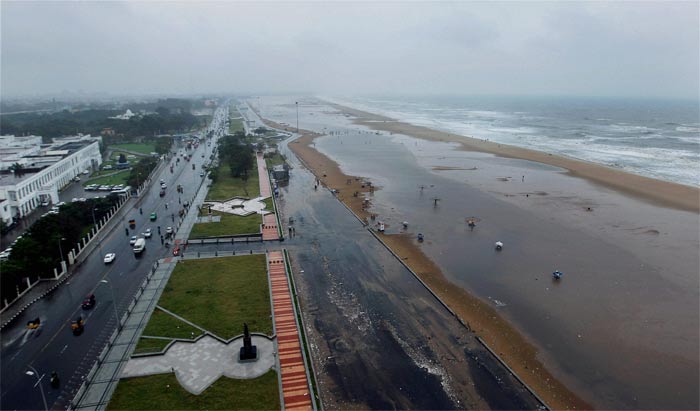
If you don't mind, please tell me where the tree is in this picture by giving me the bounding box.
[118,153,127,164]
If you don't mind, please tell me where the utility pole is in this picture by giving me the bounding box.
[295,101,299,134]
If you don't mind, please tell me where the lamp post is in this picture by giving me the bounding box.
[92,207,103,256]
[57,237,65,263]
[100,280,120,330]
[26,365,48,411]
[295,101,299,134]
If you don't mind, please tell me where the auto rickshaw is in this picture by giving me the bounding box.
[27,317,41,330]
[71,316,85,335]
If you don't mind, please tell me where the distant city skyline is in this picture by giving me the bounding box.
[2,1,698,99]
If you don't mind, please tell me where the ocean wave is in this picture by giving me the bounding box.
[676,126,700,133]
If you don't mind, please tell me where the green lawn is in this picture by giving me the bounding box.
[107,371,280,410]
[265,152,285,168]
[229,116,245,134]
[83,170,130,186]
[132,338,172,355]
[110,143,156,155]
[140,308,204,340]
[158,255,272,338]
[206,165,260,201]
[189,212,261,238]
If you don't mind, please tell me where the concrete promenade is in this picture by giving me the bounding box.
[257,152,280,241]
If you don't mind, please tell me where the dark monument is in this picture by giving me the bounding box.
[239,323,258,362]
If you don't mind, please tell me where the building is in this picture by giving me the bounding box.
[0,136,102,224]
[271,164,289,181]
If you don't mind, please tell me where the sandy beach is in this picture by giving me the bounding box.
[330,104,699,213]
[259,100,698,410]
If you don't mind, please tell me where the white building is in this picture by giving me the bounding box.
[0,138,102,224]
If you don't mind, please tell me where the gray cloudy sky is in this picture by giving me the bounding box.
[1,1,698,99]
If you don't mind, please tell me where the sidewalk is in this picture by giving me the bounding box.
[269,251,313,411]
[256,152,280,241]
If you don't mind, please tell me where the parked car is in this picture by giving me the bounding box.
[103,165,113,170]
[129,236,137,245]
[104,253,116,263]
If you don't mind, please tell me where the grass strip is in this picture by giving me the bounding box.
[110,143,156,155]
[132,338,172,355]
[83,170,130,186]
[107,371,280,410]
[206,165,260,201]
[189,212,261,238]
[158,255,272,338]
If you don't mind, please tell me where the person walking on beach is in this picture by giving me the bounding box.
[522,175,525,182]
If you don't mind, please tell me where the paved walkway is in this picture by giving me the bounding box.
[121,335,275,395]
[269,251,312,411]
[257,152,280,241]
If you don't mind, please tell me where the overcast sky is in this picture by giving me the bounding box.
[1,1,698,99]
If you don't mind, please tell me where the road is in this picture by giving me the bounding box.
[0,105,228,411]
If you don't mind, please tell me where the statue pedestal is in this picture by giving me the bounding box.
[239,345,258,362]
[239,331,258,362]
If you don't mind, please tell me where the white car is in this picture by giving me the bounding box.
[161,183,167,189]
[166,226,173,234]
[129,236,137,245]
[104,253,116,263]
[143,229,152,238]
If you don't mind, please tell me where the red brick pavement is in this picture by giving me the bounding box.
[268,251,312,411]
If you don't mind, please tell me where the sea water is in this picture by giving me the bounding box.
[325,95,700,187]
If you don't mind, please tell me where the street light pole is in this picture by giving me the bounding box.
[100,280,120,330]
[92,207,103,256]
[57,237,65,263]
[26,365,48,411]
[295,101,299,134]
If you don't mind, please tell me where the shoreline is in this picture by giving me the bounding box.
[266,114,592,409]
[329,102,700,214]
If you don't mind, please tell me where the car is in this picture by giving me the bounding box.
[56,202,66,207]
[143,228,152,238]
[73,176,81,182]
[161,183,167,189]
[41,200,50,206]
[103,165,113,170]
[166,226,173,234]
[129,236,137,245]
[104,253,116,263]
[72,198,79,202]
[82,170,89,175]
[160,179,165,184]
[82,294,96,309]
[159,189,166,197]
[99,185,111,191]
[150,212,157,221]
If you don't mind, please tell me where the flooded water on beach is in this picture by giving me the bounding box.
[257,96,699,410]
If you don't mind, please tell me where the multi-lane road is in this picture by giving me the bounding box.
[0,104,228,410]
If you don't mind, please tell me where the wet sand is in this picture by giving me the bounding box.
[271,121,591,409]
[257,116,377,223]
[331,103,699,213]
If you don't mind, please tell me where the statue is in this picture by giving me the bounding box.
[239,323,258,361]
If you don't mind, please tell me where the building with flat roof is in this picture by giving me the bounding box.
[0,135,102,224]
